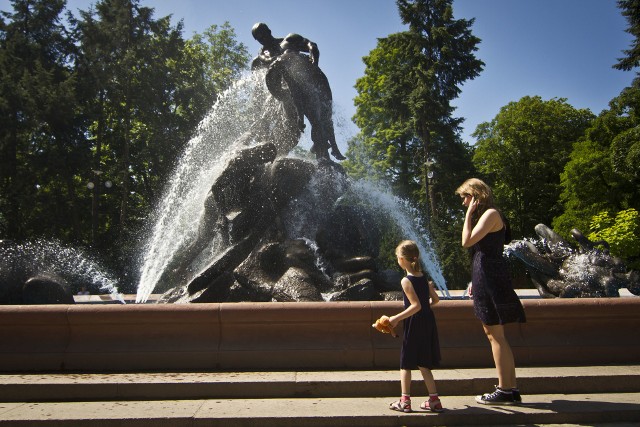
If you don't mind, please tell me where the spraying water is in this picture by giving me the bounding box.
[0,239,123,302]
[351,180,450,298]
[136,70,450,302]
[136,72,274,302]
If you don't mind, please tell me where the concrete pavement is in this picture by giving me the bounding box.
[0,393,639,426]
[1,366,639,426]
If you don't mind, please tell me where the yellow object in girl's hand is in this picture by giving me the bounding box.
[372,315,398,337]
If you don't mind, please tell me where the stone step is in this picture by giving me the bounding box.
[1,366,639,402]
[0,393,639,426]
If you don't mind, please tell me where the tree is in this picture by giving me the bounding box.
[349,0,482,208]
[188,22,249,102]
[554,86,640,238]
[0,0,83,241]
[347,0,482,288]
[73,1,250,250]
[395,0,483,220]
[615,0,640,81]
[347,35,418,199]
[589,208,640,269]
[473,96,594,238]
[72,0,167,245]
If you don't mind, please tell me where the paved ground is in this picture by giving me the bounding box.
[1,393,639,426]
[1,366,639,426]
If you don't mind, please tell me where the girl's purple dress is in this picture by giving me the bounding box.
[400,274,441,369]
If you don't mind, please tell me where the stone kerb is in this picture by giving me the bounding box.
[434,297,640,367]
[510,297,640,366]
[0,298,638,372]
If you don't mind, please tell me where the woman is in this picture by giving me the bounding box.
[456,178,526,405]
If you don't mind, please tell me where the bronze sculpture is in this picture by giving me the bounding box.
[250,22,346,161]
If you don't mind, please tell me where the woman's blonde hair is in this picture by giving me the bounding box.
[395,240,422,273]
[455,178,496,225]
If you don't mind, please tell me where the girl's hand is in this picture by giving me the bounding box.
[389,316,399,328]
[466,282,473,298]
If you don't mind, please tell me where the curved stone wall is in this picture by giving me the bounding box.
[0,298,638,372]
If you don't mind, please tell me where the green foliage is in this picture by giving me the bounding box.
[430,218,471,289]
[611,125,640,179]
[375,217,405,272]
[614,0,640,78]
[473,96,594,239]
[187,22,249,103]
[554,1,640,242]
[350,0,481,203]
[347,0,482,288]
[350,35,417,198]
[588,209,640,268]
[0,0,250,279]
[0,0,82,240]
[553,84,640,239]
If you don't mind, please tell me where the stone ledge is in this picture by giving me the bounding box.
[0,298,639,372]
[0,366,639,402]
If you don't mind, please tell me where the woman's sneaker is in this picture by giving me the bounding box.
[511,388,522,404]
[475,386,517,405]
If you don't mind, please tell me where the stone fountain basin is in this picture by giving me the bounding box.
[1,296,638,372]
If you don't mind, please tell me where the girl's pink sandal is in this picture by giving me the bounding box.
[420,397,444,412]
[389,399,412,413]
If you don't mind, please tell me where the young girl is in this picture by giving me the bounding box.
[387,240,443,413]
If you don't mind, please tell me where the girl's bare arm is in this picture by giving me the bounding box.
[389,278,421,327]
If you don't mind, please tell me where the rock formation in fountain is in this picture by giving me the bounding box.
[157,147,406,303]
[505,224,640,298]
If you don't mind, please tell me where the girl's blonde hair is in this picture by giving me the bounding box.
[395,240,422,273]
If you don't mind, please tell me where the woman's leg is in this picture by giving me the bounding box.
[483,323,516,389]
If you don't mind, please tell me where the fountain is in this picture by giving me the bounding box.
[0,24,448,305]
[1,25,639,375]
[0,238,123,304]
[135,25,449,304]
[506,224,640,298]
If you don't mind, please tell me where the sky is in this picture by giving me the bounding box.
[1,0,635,145]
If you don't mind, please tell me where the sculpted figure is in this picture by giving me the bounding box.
[250,22,346,161]
[251,22,319,70]
[506,224,640,298]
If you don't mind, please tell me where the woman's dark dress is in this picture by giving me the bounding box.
[472,227,526,326]
[400,274,441,370]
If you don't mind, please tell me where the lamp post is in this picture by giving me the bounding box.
[87,170,112,245]
[425,158,436,231]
